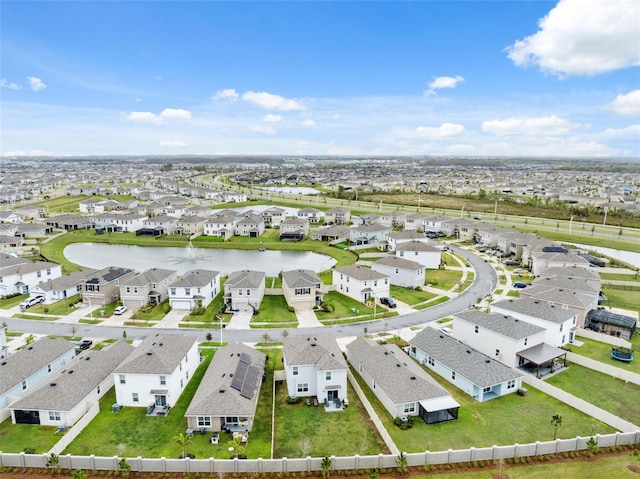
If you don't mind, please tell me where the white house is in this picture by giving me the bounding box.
[410,328,524,402]
[395,241,442,269]
[203,213,236,239]
[224,270,266,312]
[92,213,148,232]
[491,297,579,347]
[236,214,265,237]
[120,268,178,310]
[30,269,96,304]
[0,258,62,297]
[142,215,178,235]
[113,334,200,413]
[279,217,309,240]
[346,338,459,425]
[325,207,351,225]
[297,207,323,224]
[371,256,425,289]
[283,334,348,405]
[0,337,76,422]
[168,269,221,310]
[348,224,391,245]
[385,231,427,252]
[9,341,133,427]
[332,264,389,304]
[262,207,286,226]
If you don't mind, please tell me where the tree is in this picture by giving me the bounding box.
[321,456,332,479]
[227,434,246,458]
[586,437,599,459]
[173,432,192,459]
[122,330,127,339]
[396,452,408,474]
[206,332,212,341]
[282,329,289,339]
[261,332,270,344]
[118,458,131,477]
[25,334,35,345]
[551,414,562,440]
[46,453,61,475]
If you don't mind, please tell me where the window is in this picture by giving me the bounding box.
[37,271,42,278]
[325,371,332,381]
[119,374,126,384]
[428,356,435,366]
[451,371,456,380]
[296,383,309,393]
[507,379,516,389]
[247,289,251,296]
[97,385,101,394]
[170,288,176,295]
[239,289,243,295]
[197,416,211,427]
[47,268,51,275]
[524,338,528,346]
[483,387,491,393]
[132,393,139,402]
[22,380,27,390]
[403,403,416,414]
[160,375,166,385]
[133,287,138,293]
[185,288,191,295]
[474,325,479,334]
[292,366,299,376]
[49,411,61,421]
[126,287,131,293]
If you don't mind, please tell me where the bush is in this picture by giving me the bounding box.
[393,416,414,430]
[286,396,301,404]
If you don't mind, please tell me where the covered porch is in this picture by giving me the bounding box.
[517,343,568,379]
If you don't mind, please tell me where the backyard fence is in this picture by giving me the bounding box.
[1,431,638,474]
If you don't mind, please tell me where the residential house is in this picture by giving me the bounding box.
[168,269,221,310]
[422,215,454,234]
[346,338,459,424]
[537,266,600,282]
[204,213,237,239]
[282,269,324,310]
[30,269,96,304]
[162,205,189,218]
[114,334,199,413]
[0,337,76,422]
[236,214,265,237]
[184,205,212,218]
[9,341,134,427]
[81,266,136,306]
[404,213,429,231]
[410,328,524,402]
[283,334,348,405]
[262,207,287,226]
[530,251,591,275]
[224,270,266,311]
[380,210,407,228]
[0,235,23,254]
[0,259,62,297]
[385,230,427,252]
[395,241,442,269]
[175,216,207,236]
[280,218,309,241]
[491,298,580,346]
[530,276,601,298]
[120,268,178,310]
[0,211,25,223]
[358,213,382,226]
[519,286,598,327]
[185,343,266,432]
[325,207,351,225]
[297,207,323,224]
[92,213,147,232]
[332,264,389,304]
[142,215,178,235]
[496,232,533,259]
[371,256,425,289]
[349,224,391,245]
[14,205,47,220]
[16,223,53,238]
[45,214,93,231]
[310,225,350,243]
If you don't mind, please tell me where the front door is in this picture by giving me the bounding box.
[155,395,167,407]
[327,390,337,401]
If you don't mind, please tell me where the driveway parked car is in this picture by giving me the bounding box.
[75,339,93,351]
[380,296,397,308]
[19,296,44,309]
[114,305,128,315]
[513,282,528,288]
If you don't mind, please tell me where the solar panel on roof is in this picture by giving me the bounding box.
[230,360,249,391]
[240,365,260,399]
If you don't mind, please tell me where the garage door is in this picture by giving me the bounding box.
[170,300,192,310]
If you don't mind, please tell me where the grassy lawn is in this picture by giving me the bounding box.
[600,272,640,283]
[315,291,374,320]
[390,285,436,306]
[351,363,615,453]
[413,295,450,310]
[428,269,463,290]
[27,294,82,316]
[0,294,28,309]
[0,419,62,454]
[601,286,640,316]
[131,301,169,321]
[273,381,388,458]
[545,364,640,426]
[454,271,475,293]
[571,336,640,375]
[12,313,60,321]
[182,281,231,325]
[251,295,298,325]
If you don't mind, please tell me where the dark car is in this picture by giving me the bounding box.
[380,296,397,308]
[504,260,520,266]
[75,339,93,351]
[513,282,528,289]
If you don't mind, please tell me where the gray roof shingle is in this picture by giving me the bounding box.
[114,334,197,375]
[455,310,545,339]
[491,298,578,324]
[284,334,347,371]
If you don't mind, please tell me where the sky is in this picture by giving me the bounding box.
[1,0,639,158]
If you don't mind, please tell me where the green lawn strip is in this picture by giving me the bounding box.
[390,285,436,306]
[600,273,640,282]
[27,294,82,316]
[251,295,298,324]
[78,318,104,325]
[427,269,463,291]
[319,311,398,326]
[545,363,640,426]
[454,272,475,293]
[351,363,614,453]
[12,313,60,321]
[0,419,61,454]
[131,301,170,321]
[600,287,640,317]
[182,282,231,324]
[273,379,388,458]
[413,296,450,310]
[571,337,640,375]
[315,291,375,320]
[250,323,299,329]
[0,294,28,309]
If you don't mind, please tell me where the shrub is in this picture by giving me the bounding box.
[286,396,301,404]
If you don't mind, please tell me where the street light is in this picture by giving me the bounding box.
[461,205,465,218]
[87,296,93,319]
[569,215,574,234]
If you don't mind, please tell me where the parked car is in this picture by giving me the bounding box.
[114,305,128,315]
[19,296,44,309]
[75,339,93,351]
[504,260,520,266]
[513,282,528,289]
[380,296,397,308]
[439,327,454,336]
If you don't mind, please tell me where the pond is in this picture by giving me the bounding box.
[63,243,337,276]
[565,243,640,269]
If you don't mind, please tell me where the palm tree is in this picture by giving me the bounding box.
[173,432,192,458]
[551,414,562,440]
[227,434,246,458]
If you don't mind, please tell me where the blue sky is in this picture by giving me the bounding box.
[1,0,638,158]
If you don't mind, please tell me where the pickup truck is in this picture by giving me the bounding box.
[19,296,44,309]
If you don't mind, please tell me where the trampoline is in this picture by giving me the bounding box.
[611,347,634,362]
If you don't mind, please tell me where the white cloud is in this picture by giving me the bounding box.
[1,149,53,157]
[482,115,580,136]
[262,114,282,123]
[597,124,640,140]
[26,76,47,91]
[160,108,192,120]
[242,91,305,111]
[160,140,188,148]
[415,123,466,139]
[604,90,640,116]
[135,97,143,102]
[1,79,21,90]
[249,125,277,135]
[506,0,640,76]
[212,88,239,101]
[425,75,464,95]
[301,119,315,126]
[123,111,163,124]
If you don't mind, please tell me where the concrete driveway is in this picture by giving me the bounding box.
[296,308,323,328]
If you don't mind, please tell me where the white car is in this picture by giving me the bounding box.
[19,296,44,309]
[114,305,127,315]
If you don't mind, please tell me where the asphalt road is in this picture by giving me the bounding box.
[0,246,496,344]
